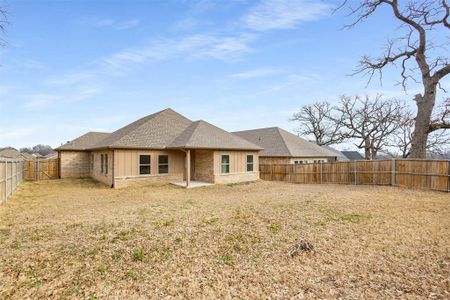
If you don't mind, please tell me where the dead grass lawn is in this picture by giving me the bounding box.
[0,179,449,299]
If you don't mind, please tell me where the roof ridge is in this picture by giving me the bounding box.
[276,127,294,157]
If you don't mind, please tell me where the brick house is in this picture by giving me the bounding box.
[55,108,262,188]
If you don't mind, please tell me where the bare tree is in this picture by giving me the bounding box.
[291,102,346,145]
[334,95,404,160]
[390,99,450,157]
[340,0,450,158]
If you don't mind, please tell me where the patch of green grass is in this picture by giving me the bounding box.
[314,220,327,227]
[269,222,280,234]
[219,254,234,265]
[26,269,37,277]
[11,239,21,249]
[96,265,108,273]
[339,213,373,224]
[133,248,145,262]
[154,219,175,228]
[251,254,261,263]
[125,270,139,279]
[112,250,124,260]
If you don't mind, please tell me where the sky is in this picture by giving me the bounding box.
[0,0,448,149]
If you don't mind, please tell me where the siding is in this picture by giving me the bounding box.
[213,150,259,184]
[90,150,114,186]
[59,151,90,178]
[113,149,185,188]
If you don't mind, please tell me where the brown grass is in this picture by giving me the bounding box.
[0,179,449,299]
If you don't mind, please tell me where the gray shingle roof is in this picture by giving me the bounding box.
[55,132,110,151]
[58,108,262,151]
[341,151,365,160]
[91,108,193,149]
[321,145,349,161]
[168,120,262,150]
[233,127,337,157]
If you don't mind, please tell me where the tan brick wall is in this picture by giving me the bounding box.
[193,150,214,183]
[114,174,183,189]
[90,151,114,186]
[60,151,90,178]
[214,171,260,184]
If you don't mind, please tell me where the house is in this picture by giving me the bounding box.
[0,148,30,160]
[341,151,365,161]
[321,145,349,161]
[42,152,58,160]
[233,127,337,164]
[55,108,262,188]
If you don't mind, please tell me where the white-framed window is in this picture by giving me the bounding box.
[101,154,104,174]
[246,155,254,172]
[221,155,230,173]
[158,155,169,174]
[139,155,151,175]
[294,160,304,165]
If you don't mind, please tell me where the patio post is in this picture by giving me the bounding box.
[186,149,191,188]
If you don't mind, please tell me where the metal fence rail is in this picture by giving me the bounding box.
[0,159,26,203]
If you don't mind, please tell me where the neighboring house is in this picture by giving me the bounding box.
[341,151,365,160]
[0,148,29,160]
[321,145,349,161]
[42,152,58,160]
[55,108,262,188]
[233,127,337,165]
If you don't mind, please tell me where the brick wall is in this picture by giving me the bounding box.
[59,151,90,178]
[214,171,260,184]
[193,150,214,182]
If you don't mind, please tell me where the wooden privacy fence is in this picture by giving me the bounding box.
[25,159,59,180]
[0,159,26,203]
[260,159,450,192]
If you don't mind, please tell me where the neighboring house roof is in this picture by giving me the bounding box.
[58,108,262,151]
[42,152,58,159]
[168,120,262,150]
[55,132,110,151]
[233,127,337,157]
[21,152,35,160]
[0,148,23,159]
[341,151,365,160]
[321,145,349,161]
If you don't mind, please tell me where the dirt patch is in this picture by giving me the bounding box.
[0,179,449,299]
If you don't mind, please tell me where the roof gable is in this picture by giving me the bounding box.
[168,120,262,150]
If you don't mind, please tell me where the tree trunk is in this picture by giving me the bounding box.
[410,85,436,158]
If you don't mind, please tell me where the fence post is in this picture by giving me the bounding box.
[4,161,8,202]
[391,159,396,187]
[320,162,323,184]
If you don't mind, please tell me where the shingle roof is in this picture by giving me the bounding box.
[58,108,261,151]
[321,145,349,161]
[341,151,365,160]
[91,108,192,149]
[55,132,110,151]
[0,149,23,159]
[168,120,262,150]
[233,127,337,157]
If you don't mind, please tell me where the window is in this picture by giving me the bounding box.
[104,154,108,175]
[90,154,94,170]
[294,160,304,165]
[101,154,104,174]
[158,155,169,174]
[221,155,230,173]
[139,155,151,175]
[246,155,254,172]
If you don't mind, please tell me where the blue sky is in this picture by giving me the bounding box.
[0,0,447,149]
